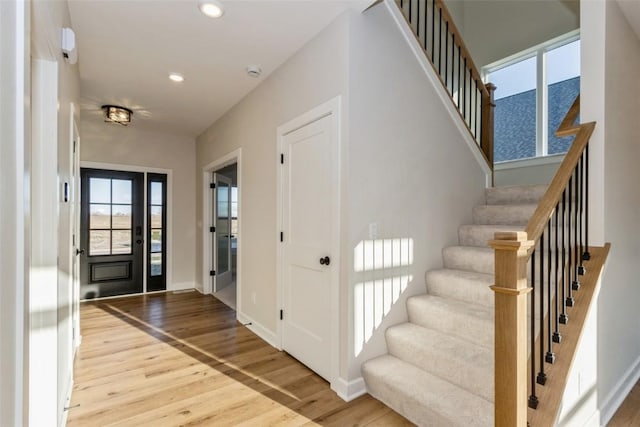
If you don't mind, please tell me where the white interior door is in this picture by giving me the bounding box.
[71,118,81,350]
[213,173,233,291]
[281,113,336,381]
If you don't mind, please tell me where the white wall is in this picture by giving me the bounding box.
[460,0,580,67]
[346,2,486,380]
[494,156,562,186]
[559,1,640,425]
[80,122,197,291]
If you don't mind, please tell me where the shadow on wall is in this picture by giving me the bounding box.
[353,238,414,357]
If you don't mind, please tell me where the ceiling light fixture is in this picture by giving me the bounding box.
[169,73,185,83]
[102,105,133,126]
[198,0,224,18]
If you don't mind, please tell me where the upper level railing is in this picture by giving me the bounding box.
[395,0,496,168]
[490,96,610,425]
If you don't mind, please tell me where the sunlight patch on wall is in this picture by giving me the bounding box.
[353,238,414,357]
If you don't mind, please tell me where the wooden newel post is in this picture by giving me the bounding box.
[481,82,496,165]
[489,231,534,427]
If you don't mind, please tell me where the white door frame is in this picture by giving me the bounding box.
[70,103,81,350]
[276,96,342,388]
[202,148,242,308]
[80,161,173,294]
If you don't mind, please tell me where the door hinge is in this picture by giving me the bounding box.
[280,153,284,164]
[210,182,216,189]
[280,309,283,320]
[209,226,215,233]
[210,270,216,276]
[280,232,283,242]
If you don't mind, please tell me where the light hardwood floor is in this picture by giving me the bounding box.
[67,291,412,426]
[608,380,640,426]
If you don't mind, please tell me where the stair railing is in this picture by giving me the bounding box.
[394,0,496,168]
[490,95,610,426]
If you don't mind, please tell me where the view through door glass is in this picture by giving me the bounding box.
[147,173,167,292]
[80,168,144,299]
[213,173,233,290]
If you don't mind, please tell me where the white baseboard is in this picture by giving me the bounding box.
[332,376,367,402]
[600,354,640,425]
[236,311,280,350]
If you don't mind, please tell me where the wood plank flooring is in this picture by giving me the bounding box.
[608,380,640,426]
[67,291,412,426]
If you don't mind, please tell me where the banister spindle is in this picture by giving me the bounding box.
[537,228,546,385]
[553,204,562,343]
[572,166,581,291]
[566,175,575,307]
[583,144,591,260]
[546,219,555,364]
[560,189,568,325]
[529,250,538,409]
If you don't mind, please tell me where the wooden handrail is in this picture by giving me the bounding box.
[555,95,581,137]
[524,121,595,243]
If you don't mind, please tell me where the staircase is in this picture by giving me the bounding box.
[361,184,546,427]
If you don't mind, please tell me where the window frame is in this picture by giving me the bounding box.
[483,29,580,163]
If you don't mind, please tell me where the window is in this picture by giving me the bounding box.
[485,32,580,163]
[89,178,133,256]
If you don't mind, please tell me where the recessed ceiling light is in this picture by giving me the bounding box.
[169,73,185,83]
[198,0,224,18]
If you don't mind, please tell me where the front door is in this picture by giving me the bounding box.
[213,173,233,291]
[80,168,144,299]
[281,113,336,381]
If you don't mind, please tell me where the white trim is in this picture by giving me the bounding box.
[237,312,280,349]
[79,161,174,292]
[383,0,492,184]
[201,148,242,315]
[494,153,564,170]
[600,354,640,425]
[79,289,176,303]
[332,377,367,402]
[276,95,342,391]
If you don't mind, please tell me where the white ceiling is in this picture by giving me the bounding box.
[69,0,373,138]
[618,0,640,42]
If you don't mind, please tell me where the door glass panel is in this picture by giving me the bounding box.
[151,182,163,205]
[150,229,162,253]
[112,230,132,254]
[151,206,162,228]
[89,230,111,256]
[90,178,111,203]
[216,182,230,274]
[112,205,132,229]
[90,204,111,229]
[112,179,132,204]
[150,253,162,276]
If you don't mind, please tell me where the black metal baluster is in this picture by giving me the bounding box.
[578,154,586,276]
[451,34,455,97]
[583,145,591,260]
[409,0,412,28]
[445,22,449,90]
[438,7,442,74]
[546,219,555,364]
[572,166,581,291]
[457,47,461,108]
[537,231,546,385]
[423,0,428,52]
[529,250,539,409]
[431,0,435,61]
[566,175,575,307]
[553,203,562,343]
[560,189,569,324]
[417,0,420,44]
[463,58,467,119]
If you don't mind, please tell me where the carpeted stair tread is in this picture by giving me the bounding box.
[458,224,525,247]
[407,294,493,348]
[386,323,494,401]
[362,355,493,427]
[472,204,538,225]
[425,268,494,307]
[442,246,494,275]
[485,184,547,205]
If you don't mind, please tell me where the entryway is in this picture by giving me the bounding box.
[79,167,169,299]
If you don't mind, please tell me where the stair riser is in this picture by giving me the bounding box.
[485,184,547,205]
[425,270,494,308]
[472,205,537,226]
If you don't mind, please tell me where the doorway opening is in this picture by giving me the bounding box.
[202,148,242,313]
[79,167,170,299]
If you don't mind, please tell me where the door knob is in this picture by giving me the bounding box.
[76,248,85,256]
[136,239,143,244]
[319,256,331,266]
